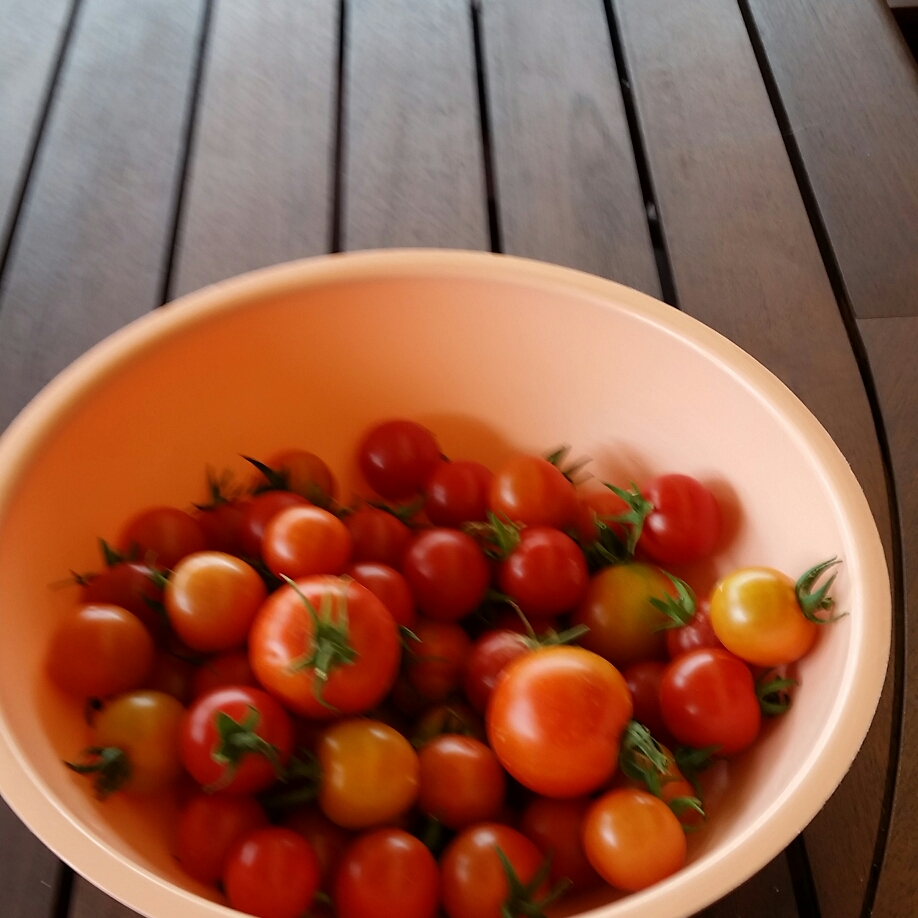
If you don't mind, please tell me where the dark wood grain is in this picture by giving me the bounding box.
[0,0,73,244]
[0,798,62,918]
[745,0,918,319]
[697,855,798,918]
[68,877,138,918]
[0,0,205,430]
[612,2,894,918]
[171,0,338,297]
[859,315,918,918]
[342,0,489,251]
[479,0,659,296]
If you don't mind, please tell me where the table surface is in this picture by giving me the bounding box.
[1,1,917,916]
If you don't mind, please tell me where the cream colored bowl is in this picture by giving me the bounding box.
[0,250,889,918]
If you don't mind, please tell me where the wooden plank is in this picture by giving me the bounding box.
[342,0,489,251]
[480,0,660,296]
[858,315,918,918]
[611,2,894,917]
[745,0,918,319]
[68,877,137,918]
[697,855,797,918]
[0,0,72,244]
[0,0,205,431]
[0,798,61,918]
[171,0,338,298]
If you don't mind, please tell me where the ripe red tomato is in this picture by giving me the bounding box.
[239,491,310,559]
[417,734,506,829]
[180,686,293,794]
[405,618,472,702]
[344,506,413,567]
[520,796,601,890]
[265,448,338,507]
[174,792,268,883]
[80,561,166,640]
[344,561,416,627]
[401,529,489,622]
[358,419,441,500]
[47,604,155,698]
[334,828,440,918]
[425,460,493,527]
[487,646,633,798]
[666,597,723,659]
[441,823,548,918]
[659,648,760,755]
[164,551,267,652]
[638,474,722,565]
[489,454,578,529]
[575,487,629,544]
[196,498,251,556]
[283,805,353,891]
[117,506,208,569]
[248,576,401,719]
[191,649,258,699]
[497,526,588,618]
[223,827,320,918]
[622,660,671,742]
[262,505,353,579]
[582,788,686,891]
[145,649,196,705]
[463,629,531,715]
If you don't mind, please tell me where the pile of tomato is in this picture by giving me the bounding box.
[48,419,842,918]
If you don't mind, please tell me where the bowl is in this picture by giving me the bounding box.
[0,250,890,918]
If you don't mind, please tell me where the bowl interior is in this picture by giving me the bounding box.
[0,252,888,918]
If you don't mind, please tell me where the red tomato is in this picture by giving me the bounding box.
[638,474,722,566]
[405,618,472,702]
[417,734,506,829]
[659,648,760,755]
[401,529,490,622]
[117,506,207,569]
[239,491,310,559]
[180,686,293,794]
[262,505,352,579]
[223,827,320,918]
[425,460,493,527]
[80,561,166,640]
[196,498,251,556]
[441,823,548,918]
[334,828,440,918]
[622,660,671,742]
[463,629,531,715]
[47,604,155,698]
[520,796,602,890]
[174,792,267,883]
[265,448,338,507]
[666,598,723,659]
[582,788,686,891]
[248,576,401,719]
[164,551,267,652]
[574,487,630,544]
[497,526,588,618]
[345,561,416,627]
[283,805,353,891]
[358,419,441,500]
[489,455,577,529]
[344,505,413,567]
[145,649,196,705]
[191,649,258,699]
[487,646,633,798]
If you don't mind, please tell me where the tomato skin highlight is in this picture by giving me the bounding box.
[582,788,686,891]
[262,505,353,579]
[710,566,817,666]
[345,561,416,628]
[486,646,633,798]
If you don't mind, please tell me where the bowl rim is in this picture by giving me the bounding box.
[0,249,891,918]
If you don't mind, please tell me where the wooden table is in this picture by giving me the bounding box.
[1,1,917,916]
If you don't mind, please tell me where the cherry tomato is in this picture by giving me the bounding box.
[582,788,686,891]
[248,576,401,719]
[262,505,352,578]
[666,597,723,659]
[401,529,489,622]
[265,448,338,507]
[574,487,630,544]
[358,419,441,500]
[344,506,413,567]
[334,828,440,918]
[117,506,207,569]
[411,701,487,747]
[47,604,155,698]
[316,719,419,829]
[180,686,293,794]
[405,618,472,702]
[174,792,267,883]
[425,460,493,527]
[418,734,506,829]
[487,646,633,798]
[520,796,601,890]
[489,454,577,529]
[239,491,310,559]
[345,561,416,628]
[463,629,531,715]
[659,648,760,755]
[283,805,353,890]
[572,562,677,667]
[441,823,548,918]
[80,561,167,640]
[622,660,671,742]
[497,526,588,618]
[638,474,722,566]
[709,566,817,666]
[165,551,267,652]
[223,826,320,918]
[196,498,251,556]
[191,649,258,698]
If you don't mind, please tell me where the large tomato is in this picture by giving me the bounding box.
[249,576,400,719]
[486,646,632,797]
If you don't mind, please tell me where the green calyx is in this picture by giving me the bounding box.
[496,846,571,918]
[756,672,798,716]
[618,721,672,797]
[258,749,321,817]
[796,557,846,623]
[207,705,283,792]
[674,744,719,796]
[544,445,592,484]
[579,482,654,568]
[193,467,241,510]
[65,746,131,799]
[284,576,358,710]
[463,512,523,561]
[650,572,697,630]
